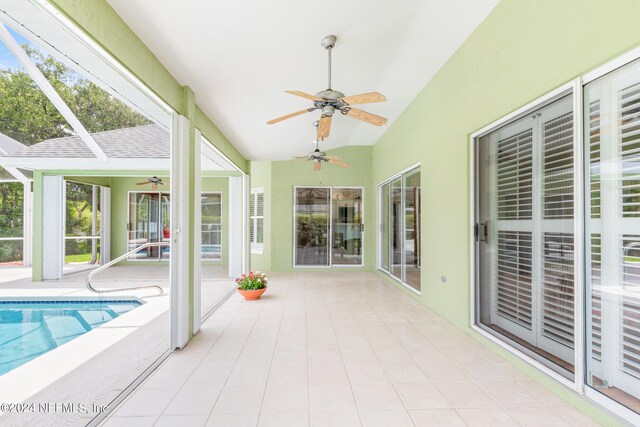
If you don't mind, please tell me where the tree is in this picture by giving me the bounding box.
[0,44,150,145]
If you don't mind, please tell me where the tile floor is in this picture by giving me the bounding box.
[101,272,603,427]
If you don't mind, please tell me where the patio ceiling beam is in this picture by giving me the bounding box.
[0,24,108,161]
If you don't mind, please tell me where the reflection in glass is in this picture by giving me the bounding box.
[404,169,421,290]
[332,189,363,265]
[381,183,390,271]
[585,59,640,412]
[295,188,329,266]
[390,178,403,280]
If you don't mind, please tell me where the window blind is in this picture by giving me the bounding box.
[541,232,574,349]
[497,231,533,329]
[497,130,533,220]
[543,112,574,219]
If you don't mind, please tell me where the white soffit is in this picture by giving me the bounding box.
[107,0,499,160]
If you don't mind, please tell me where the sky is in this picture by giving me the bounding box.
[0,25,34,70]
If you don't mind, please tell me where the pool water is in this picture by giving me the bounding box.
[0,300,141,376]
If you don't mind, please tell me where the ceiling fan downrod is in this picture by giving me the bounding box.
[321,35,337,90]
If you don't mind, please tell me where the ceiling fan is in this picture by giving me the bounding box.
[136,176,165,190]
[297,121,352,171]
[267,35,388,141]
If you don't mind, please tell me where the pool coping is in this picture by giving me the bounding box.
[0,291,168,406]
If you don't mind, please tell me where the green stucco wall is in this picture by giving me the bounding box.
[267,145,374,272]
[369,0,640,424]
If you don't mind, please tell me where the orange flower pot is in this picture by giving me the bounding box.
[237,286,267,301]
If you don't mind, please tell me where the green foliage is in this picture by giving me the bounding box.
[236,272,267,290]
[296,213,328,247]
[65,253,93,263]
[0,44,150,145]
[0,182,23,238]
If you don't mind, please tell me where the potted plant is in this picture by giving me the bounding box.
[236,271,268,300]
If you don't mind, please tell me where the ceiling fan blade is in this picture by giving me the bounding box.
[285,90,321,101]
[328,158,352,168]
[267,109,311,125]
[135,181,149,185]
[318,116,332,141]
[313,162,321,171]
[340,92,386,105]
[345,108,388,126]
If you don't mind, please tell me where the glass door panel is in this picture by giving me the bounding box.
[160,194,170,259]
[381,183,390,271]
[390,178,403,279]
[295,188,329,266]
[403,169,421,290]
[476,95,575,377]
[201,193,222,260]
[585,59,640,410]
[332,188,363,265]
[128,192,170,260]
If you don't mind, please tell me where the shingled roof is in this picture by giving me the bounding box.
[7,124,169,159]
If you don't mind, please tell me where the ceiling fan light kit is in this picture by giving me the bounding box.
[297,121,351,171]
[267,34,388,141]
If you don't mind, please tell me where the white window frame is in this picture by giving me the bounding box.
[250,187,264,254]
[376,163,422,295]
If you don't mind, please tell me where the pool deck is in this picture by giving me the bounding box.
[0,264,235,427]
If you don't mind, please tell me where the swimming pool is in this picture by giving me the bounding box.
[0,300,141,376]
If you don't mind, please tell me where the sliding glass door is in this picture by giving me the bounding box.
[585,59,640,409]
[476,94,575,377]
[128,191,170,260]
[294,187,364,267]
[379,166,421,292]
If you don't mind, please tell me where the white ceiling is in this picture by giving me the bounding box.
[107,0,499,161]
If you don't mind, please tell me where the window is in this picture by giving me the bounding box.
[379,166,421,292]
[250,188,264,253]
[475,94,575,378]
[65,181,102,265]
[0,176,25,266]
[201,192,222,260]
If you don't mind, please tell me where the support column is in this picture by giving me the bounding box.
[170,86,198,349]
[42,175,65,280]
[32,172,43,281]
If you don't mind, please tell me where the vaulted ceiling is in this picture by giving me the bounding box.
[107,0,499,160]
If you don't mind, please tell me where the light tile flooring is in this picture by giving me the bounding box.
[102,272,602,427]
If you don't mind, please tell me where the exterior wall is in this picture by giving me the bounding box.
[256,145,374,272]
[370,0,640,423]
[249,161,271,272]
